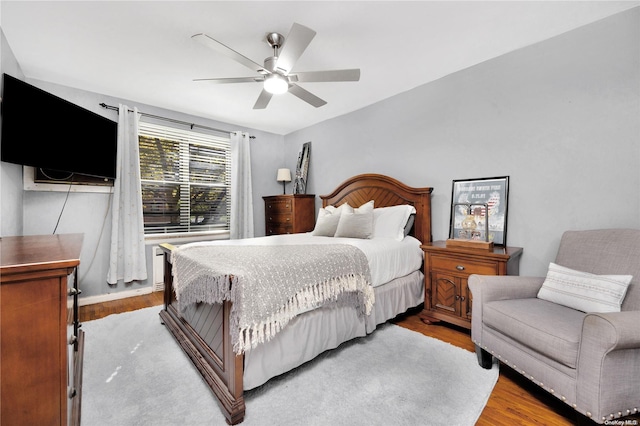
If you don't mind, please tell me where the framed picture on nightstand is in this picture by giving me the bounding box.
[449,176,509,246]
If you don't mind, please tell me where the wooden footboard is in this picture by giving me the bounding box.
[158,243,245,425]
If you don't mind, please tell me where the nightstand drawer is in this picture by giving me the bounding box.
[265,199,292,213]
[431,256,498,275]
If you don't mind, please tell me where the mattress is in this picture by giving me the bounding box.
[178,233,424,287]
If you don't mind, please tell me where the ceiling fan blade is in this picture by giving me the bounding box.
[290,69,360,83]
[253,89,273,109]
[192,33,266,74]
[288,84,327,108]
[276,23,316,74]
[193,77,264,84]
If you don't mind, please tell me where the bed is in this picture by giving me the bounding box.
[158,173,433,424]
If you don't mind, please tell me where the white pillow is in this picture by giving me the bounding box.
[372,205,417,241]
[537,262,633,313]
[311,204,345,236]
[334,201,374,239]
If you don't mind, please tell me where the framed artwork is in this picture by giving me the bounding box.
[294,142,311,194]
[449,176,510,246]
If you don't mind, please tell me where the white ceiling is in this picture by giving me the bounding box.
[1,1,637,135]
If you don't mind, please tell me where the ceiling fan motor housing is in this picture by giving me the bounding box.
[263,56,278,74]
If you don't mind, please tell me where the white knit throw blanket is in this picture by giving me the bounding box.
[171,244,373,354]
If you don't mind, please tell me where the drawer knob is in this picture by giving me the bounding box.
[456,265,465,271]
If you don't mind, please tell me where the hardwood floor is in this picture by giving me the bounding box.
[80,295,638,425]
[394,314,577,425]
[78,291,164,322]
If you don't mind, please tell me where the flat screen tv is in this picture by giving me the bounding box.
[1,73,118,180]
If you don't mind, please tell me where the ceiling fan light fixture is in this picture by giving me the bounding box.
[264,74,288,94]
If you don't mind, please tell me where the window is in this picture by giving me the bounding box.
[138,122,231,235]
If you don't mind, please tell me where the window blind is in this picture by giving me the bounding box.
[138,122,231,235]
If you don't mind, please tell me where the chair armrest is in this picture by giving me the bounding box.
[577,311,640,420]
[468,275,545,344]
[468,275,545,303]
[581,311,640,353]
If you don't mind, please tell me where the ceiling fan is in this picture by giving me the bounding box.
[192,23,360,109]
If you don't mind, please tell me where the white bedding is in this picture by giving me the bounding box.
[178,234,426,390]
[180,233,424,287]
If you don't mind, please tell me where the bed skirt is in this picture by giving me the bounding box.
[180,270,424,390]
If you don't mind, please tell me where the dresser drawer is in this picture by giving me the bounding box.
[266,213,293,225]
[265,199,293,213]
[267,224,293,235]
[431,256,498,275]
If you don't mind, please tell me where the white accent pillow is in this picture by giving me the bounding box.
[334,201,374,239]
[311,204,345,236]
[537,262,633,313]
[373,205,417,241]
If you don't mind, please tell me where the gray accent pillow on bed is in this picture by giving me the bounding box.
[334,201,374,239]
[312,204,345,236]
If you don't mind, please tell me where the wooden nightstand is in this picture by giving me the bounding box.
[420,241,523,329]
[263,194,316,235]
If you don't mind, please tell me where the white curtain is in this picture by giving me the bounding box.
[230,131,254,239]
[107,105,147,284]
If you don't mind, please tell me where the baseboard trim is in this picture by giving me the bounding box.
[78,287,154,307]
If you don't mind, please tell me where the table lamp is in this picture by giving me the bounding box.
[276,168,291,194]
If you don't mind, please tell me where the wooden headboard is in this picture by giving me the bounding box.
[320,173,433,243]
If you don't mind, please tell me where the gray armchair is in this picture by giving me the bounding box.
[469,229,640,424]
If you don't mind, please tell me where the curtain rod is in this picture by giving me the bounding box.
[99,103,255,139]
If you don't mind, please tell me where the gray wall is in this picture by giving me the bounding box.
[7,78,285,298]
[284,8,640,277]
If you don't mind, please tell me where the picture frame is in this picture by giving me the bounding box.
[294,142,311,194]
[449,176,510,246]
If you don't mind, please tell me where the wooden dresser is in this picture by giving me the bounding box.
[421,241,523,329]
[1,234,84,426]
[263,194,316,235]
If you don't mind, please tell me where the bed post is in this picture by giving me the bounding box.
[158,243,246,424]
[160,243,175,310]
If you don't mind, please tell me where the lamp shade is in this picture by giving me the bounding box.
[276,168,291,182]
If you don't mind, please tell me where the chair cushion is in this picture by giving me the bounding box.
[483,298,587,369]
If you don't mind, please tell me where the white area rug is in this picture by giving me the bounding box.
[81,306,498,425]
